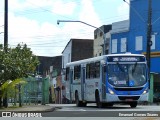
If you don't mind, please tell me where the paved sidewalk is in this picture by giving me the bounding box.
[0,104,57,112]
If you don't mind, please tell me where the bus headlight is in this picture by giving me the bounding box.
[108,88,114,95]
[143,89,148,94]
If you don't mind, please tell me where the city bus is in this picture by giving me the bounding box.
[65,53,149,108]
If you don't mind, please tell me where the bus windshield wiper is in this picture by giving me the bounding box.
[132,62,137,74]
[116,62,125,72]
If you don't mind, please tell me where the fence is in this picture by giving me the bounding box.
[22,76,49,105]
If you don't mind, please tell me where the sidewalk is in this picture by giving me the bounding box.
[0,104,57,112]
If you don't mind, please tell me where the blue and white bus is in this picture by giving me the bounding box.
[65,53,149,108]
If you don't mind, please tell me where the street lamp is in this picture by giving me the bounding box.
[57,20,106,55]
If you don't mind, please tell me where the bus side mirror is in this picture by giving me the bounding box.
[104,65,107,73]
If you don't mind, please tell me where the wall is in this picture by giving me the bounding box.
[72,39,93,61]
[129,0,160,72]
[62,41,72,69]
[110,0,160,73]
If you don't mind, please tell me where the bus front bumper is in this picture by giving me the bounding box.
[106,93,149,102]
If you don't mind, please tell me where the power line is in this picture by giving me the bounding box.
[26,1,74,20]
[0,25,4,27]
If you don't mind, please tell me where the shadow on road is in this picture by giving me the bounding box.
[71,104,142,109]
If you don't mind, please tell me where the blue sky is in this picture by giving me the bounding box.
[0,0,129,56]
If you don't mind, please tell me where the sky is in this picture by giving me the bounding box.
[0,0,129,57]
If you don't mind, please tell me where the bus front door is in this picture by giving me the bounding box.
[81,67,86,101]
[69,69,73,103]
[102,65,106,100]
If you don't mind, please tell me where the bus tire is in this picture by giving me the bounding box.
[106,103,114,107]
[75,91,82,107]
[95,91,102,108]
[82,102,87,107]
[130,102,137,108]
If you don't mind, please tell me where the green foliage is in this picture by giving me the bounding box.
[0,43,40,84]
[0,43,39,107]
[0,78,27,98]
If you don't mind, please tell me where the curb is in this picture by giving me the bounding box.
[0,106,61,112]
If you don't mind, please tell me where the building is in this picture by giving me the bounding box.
[62,38,93,69]
[94,25,112,56]
[61,38,93,101]
[36,56,62,103]
[110,20,129,54]
[111,0,160,73]
[110,0,160,102]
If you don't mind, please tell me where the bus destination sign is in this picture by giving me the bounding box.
[107,56,145,62]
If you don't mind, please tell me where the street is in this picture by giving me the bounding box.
[42,103,160,119]
[1,104,160,120]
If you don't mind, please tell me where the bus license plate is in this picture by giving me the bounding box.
[125,99,133,101]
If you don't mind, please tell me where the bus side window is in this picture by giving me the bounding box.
[74,65,81,80]
[95,62,100,78]
[90,63,95,78]
[86,64,90,79]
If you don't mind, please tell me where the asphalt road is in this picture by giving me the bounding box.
[42,103,160,119]
[1,104,160,120]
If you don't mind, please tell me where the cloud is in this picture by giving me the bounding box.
[9,0,53,11]
[1,0,107,57]
[117,0,129,21]
[79,0,101,27]
[8,12,66,56]
[52,0,76,15]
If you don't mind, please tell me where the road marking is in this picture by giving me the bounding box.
[79,109,86,111]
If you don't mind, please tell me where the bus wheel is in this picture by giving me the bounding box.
[130,102,137,108]
[82,102,87,107]
[75,92,81,107]
[95,91,102,108]
[106,103,114,107]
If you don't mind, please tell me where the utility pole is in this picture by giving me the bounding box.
[146,0,152,73]
[4,0,8,49]
[3,0,8,108]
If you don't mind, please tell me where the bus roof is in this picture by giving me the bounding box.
[66,53,145,67]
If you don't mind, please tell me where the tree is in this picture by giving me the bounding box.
[0,43,40,107]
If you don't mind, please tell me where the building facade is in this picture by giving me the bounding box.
[36,56,62,103]
[110,0,160,102]
[111,0,160,73]
[61,38,93,101]
[62,38,93,69]
[94,25,112,56]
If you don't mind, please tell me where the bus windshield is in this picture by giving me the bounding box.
[108,63,146,87]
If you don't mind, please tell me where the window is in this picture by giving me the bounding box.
[121,38,127,52]
[65,67,69,81]
[136,36,143,51]
[86,62,100,79]
[86,64,90,79]
[74,65,81,80]
[90,63,95,78]
[68,53,70,63]
[151,35,155,50]
[94,34,97,39]
[95,62,100,78]
[100,32,103,37]
[112,39,117,53]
